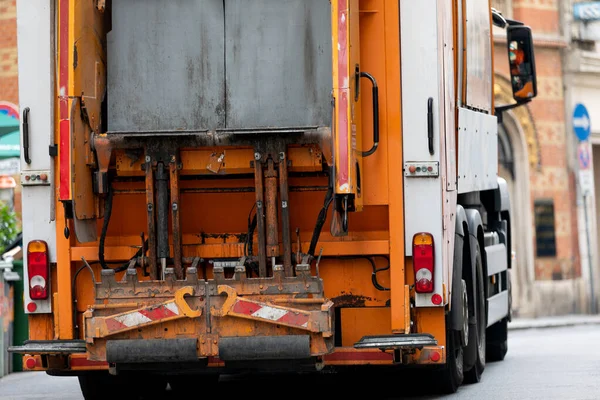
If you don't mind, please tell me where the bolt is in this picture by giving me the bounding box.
[254,152,261,161]
[171,155,176,163]
[279,152,285,160]
[172,203,178,211]
[282,201,288,208]
[257,201,263,209]
[145,156,151,163]
[147,203,153,212]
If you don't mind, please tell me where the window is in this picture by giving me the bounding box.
[534,200,557,258]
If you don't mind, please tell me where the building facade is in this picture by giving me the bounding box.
[0,0,20,218]
[564,0,600,315]
[493,0,588,317]
[0,0,17,105]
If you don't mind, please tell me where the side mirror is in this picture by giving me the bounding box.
[507,25,537,102]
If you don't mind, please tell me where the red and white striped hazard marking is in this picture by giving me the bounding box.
[104,301,181,333]
[231,298,310,329]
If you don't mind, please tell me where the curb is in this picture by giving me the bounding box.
[507,316,600,331]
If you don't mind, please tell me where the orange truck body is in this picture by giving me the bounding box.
[11,0,537,395]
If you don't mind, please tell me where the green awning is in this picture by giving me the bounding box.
[0,126,17,136]
[0,107,20,158]
[0,129,20,158]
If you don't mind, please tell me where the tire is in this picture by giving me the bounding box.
[464,241,486,384]
[78,372,167,400]
[487,318,508,362]
[168,373,220,393]
[437,317,464,394]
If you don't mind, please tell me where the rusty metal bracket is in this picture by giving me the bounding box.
[91,134,112,195]
[84,286,201,341]
[212,285,334,336]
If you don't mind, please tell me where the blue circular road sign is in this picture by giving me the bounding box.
[573,103,591,141]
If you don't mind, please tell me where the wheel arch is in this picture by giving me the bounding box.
[450,205,468,331]
[463,208,485,305]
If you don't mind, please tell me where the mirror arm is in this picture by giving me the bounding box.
[505,18,525,27]
[491,9,525,28]
[494,99,531,124]
[492,8,507,28]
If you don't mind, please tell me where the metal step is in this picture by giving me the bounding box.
[8,340,86,355]
[354,334,437,350]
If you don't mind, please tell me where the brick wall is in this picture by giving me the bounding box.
[0,0,20,219]
[0,0,17,105]
[495,0,581,281]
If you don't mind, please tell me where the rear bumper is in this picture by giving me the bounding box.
[9,266,446,372]
[10,343,447,373]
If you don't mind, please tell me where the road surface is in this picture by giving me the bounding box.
[0,325,598,399]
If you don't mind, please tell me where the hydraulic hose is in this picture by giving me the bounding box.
[98,184,147,273]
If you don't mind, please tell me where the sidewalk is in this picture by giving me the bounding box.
[508,313,600,330]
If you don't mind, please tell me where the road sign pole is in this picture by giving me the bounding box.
[573,104,596,314]
[583,192,597,314]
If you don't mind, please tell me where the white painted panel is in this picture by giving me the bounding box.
[485,244,508,276]
[440,0,456,307]
[456,0,464,107]
[401,0,444,307]
[457,107,498,193]
[465,0,493,112]
[487,291,509,327]
[442,1,456,192]
[17,0,55,313]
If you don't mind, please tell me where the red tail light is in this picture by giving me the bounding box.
[27,240,49,300]
[413,233,434,293]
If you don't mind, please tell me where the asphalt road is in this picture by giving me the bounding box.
[0,325,598,399]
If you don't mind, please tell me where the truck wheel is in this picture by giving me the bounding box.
[78,372,167,400]
[464,242,486,384]
[437,318,464,394]
[487,318,508,361]
[78,373,131,400]
[168,373,220,393]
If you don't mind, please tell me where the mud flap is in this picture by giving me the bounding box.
[219,335,311,361]
[106,338,198,363]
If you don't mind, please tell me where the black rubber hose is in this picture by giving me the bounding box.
[308,168,335,258]
[245,203,257,257]
[320,255,390,292]
[247,213,257,257]
[98,184,147,273]
[308,190,333,258]
[98,185,114,270]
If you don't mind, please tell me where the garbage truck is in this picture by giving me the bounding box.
[10,0,537,397]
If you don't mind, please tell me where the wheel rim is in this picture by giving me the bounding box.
[461,281,469,347]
